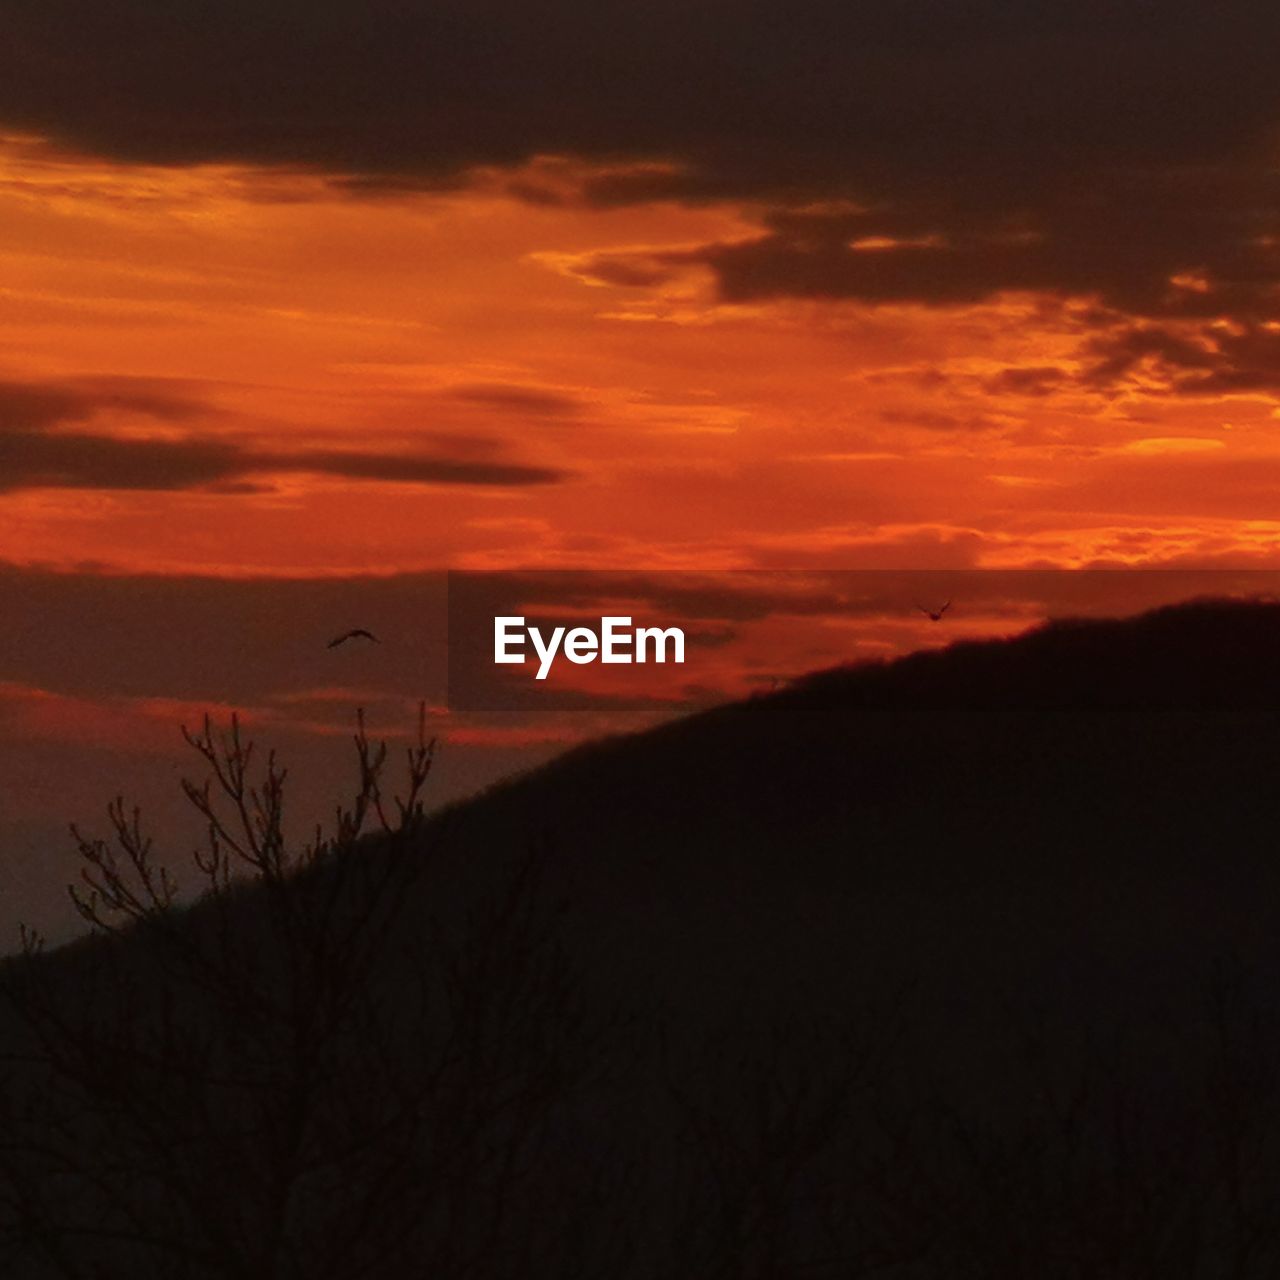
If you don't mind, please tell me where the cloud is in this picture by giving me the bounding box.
[0,376,205,432]
[1080,324,1280,395]
[3,2,1274,192]
[268,450,566,487]
[446,383,585,417]
[0,430,242,492]
[7,5,1280,373]
[981,366,1068,397]
[0,437,568,493]
[645,168,1280,323]
[968,321,1280,400]
[0,378,569,492]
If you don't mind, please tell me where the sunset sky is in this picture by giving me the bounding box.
[4,1,1280,935]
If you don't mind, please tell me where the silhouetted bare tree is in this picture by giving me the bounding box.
[0,708,621,1278]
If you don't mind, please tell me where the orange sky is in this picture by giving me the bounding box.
[6,132,1280,581]
[4,122,1280,938]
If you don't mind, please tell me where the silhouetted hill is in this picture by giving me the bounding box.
[447,597,1280,1016]
[8,597,1280,1275]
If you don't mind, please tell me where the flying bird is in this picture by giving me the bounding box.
[327,628,380,649]
[916,601,951,623]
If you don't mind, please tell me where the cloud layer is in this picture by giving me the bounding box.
[8,4,1280,382]
[0,380,568,492]
[5,1,1275,193]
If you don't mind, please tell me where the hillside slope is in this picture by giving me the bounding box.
[7,597,1280,1277]
[449,597,1280,1020]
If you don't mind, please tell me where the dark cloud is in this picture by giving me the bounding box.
[0,435,567,493]
[0,377,205,432]
[202,480,278,495]
[5,4,1280,339]
[554,165,1280,346]
[0,383,99,432]
[503,163,693,210]
[982,366,1068,397]
[270,450,566,487]
[671,168,1280,320]
[0,379,569,492]
[1080,324,1280,395]
[967,322,1280,400]
[4,1,1275,190]
[446,383,585,417]
[0,430,242,492]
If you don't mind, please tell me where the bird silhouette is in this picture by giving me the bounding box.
[916,601,951,623]
[327,628,380,649]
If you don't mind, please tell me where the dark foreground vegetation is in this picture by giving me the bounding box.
[6,598,1280,1276]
